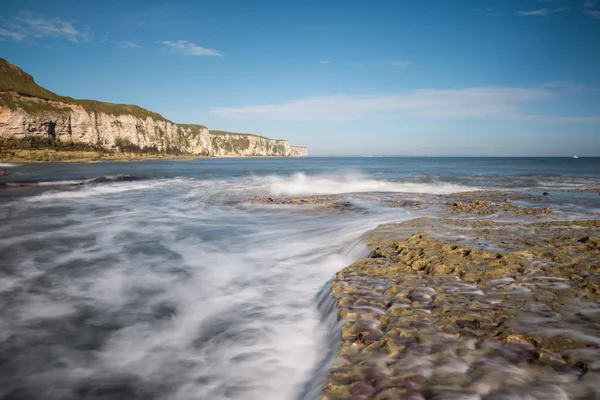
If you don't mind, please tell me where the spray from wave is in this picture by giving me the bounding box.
[256,172,480,196]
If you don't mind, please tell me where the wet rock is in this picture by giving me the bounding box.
[373,388,408,400]
[321,393,371,400]
[455,320,481,330]
[348,382,377,397]
[0,169,7,177]
[392,200,425,209]
[449,199,553,215]
[248,196,279,202]
[325,366,364,385]
[323,217,600,399]
[247,194,371,213]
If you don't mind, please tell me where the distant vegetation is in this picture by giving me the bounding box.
[0,92,71,114]
[178,123,208,131]
[0,58,169,121]
[210,130,263,138]
[210,130,277,140]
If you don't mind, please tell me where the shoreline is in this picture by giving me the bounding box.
[243,189,600,397]
[320,215,600,399]
[0,148,308,163]
[0,148,200,163]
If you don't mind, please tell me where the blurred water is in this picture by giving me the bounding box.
[0,157,599,400]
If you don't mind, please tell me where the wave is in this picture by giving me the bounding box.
[0,163,19,167]
[527,179,600,190]
[90,175,146,184]
[259,172,479,196]
[25,180,171,202]
[0,175,145,188]
[1,183,398,399]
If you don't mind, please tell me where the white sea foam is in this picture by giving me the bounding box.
[260,172,478,196]
[25,180,173,202]
[0,162,18,167]
[34,179,92,186]
[0,175,412,400]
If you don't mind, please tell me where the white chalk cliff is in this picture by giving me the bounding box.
[0,59,307,157]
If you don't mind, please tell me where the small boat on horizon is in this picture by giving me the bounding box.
[573,154,579,159]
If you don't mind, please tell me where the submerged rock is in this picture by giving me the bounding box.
[247,194,368,213]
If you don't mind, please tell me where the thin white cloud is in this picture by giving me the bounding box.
[99,31,110,44]
[482,7,503,16]
[538,80,599,92]
[349,61,412,68]
[117,41,141,49]
[539,81,579,90]
[517,7,567,15]
[0,11,89,43]
[539,81,570,88]
[583,0,600,18]
[160,40,223,56]
[210,87,600,122]
[0,28,26,41]
[14,11,88,42]
[318,60,330,64]
[136,21,147,26]
[389,61,411,67]
[526,115,600,122]
[585,9,600,18]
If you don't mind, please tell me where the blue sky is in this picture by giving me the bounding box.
[1,0,599,156]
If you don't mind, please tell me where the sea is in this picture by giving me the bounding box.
[0,157,599,400]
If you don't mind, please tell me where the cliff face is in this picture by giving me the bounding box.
[0,59,307,157]
[0,94,212,155]
[209,131,307,157]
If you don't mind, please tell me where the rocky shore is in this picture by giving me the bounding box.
[243,188,600,399]
[320,215,600,399]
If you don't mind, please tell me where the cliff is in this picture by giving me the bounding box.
[0,59,307,158]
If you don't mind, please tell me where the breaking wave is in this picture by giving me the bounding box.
[259,172,479,196]
[24,180,172,202]
[0,175,145,188]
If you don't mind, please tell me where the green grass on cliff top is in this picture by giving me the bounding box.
[0,58,275,140]
[0,58,169,121]
[177,123,208,131]
[209,130,272,140]
[0,60,63,101]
